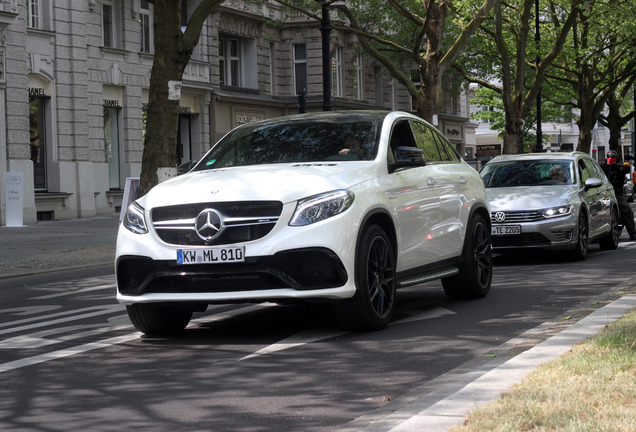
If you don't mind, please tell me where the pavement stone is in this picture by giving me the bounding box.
[0,212,119,278]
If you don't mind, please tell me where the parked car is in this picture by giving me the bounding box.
[116,111,493,335]
[479,152,621,260]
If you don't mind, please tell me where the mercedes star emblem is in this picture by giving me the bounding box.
[195,209,223,241]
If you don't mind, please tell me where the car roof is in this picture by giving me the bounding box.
[234,110,424,129]
[485,151,592,163]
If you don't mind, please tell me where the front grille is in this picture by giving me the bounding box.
[492,233,551,247]
[151,201,283,246]
[491,210,543,223]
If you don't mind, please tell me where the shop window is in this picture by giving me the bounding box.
[139,1,153,54]
[104,107,121,190]
[332,46,343,97]
[353,54,364,100]
[30,97,48,191]
[102,0,121,49]
[293,43,307,95]
[28,0,52,31]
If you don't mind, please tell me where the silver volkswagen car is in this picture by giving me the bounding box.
[480,152,621,260]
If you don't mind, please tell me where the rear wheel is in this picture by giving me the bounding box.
[442,213,492,299]
[126,303,193,336]
[337,224,396,331]
[569,213,588,260]
[598,207,620,250]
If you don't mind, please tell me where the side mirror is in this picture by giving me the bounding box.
[584,177,603,191]
[395,146,424,163]
[390,146,426,172]
[177,160,197,175]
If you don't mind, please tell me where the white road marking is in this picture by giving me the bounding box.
[0,305,61,316]
[240,306,456,361]
[0,304,273,374]
[0,304,125,335]
[0,329,139,374]
[240,329,349,361]
[30,284,115,300]
[0,322,131,349]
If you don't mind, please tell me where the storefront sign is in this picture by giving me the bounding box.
[233,109,266,127]
[5,172,23,227]
[443,122,464,141]
[103,99,121,108]
[29,87,46,97]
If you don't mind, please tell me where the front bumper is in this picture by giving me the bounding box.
[116,247,348,303]
[491,213,577,250]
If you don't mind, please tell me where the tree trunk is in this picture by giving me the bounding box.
[503,115,524,154]
[138,0,223,197]
[139,1,185,196]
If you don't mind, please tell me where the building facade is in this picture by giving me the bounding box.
[0,0,471,226]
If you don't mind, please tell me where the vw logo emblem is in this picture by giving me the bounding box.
[195,209,223,241]
[494,211,506,223]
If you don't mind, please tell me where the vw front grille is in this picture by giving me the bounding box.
[491,210,543,223]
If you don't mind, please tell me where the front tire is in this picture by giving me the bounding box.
[442,213,493,299]
[337,224,396,331]
[570,213,588,260]
[126,303,193,336]
[598,207,620,250]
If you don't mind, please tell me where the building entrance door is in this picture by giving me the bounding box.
[177,114,192,166]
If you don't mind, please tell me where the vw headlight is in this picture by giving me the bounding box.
[123,202,148,234]
[289,190,355,226]
[541,204,573,219]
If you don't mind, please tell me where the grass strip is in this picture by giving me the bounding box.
[452,309,636,432]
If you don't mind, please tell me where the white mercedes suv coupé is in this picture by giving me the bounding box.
[116,111,492,335]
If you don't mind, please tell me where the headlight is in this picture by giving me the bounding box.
[540,204,573,219]
[289,190,355,226]
[123,202,148,234]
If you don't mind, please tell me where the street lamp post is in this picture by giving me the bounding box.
[317,0,333,111]
[534,0,543,152]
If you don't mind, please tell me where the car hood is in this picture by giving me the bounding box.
[486,186,577,211]
[138,162,379,209]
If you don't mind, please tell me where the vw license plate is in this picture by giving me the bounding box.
[492,225,521,235]
[177,247,245,264]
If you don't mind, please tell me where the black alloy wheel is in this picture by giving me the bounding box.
[442,213,493,299]
[570,213,588,260]
[337,224,396,331]
[598,207,620,250]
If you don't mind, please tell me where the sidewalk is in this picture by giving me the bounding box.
[0,214,634,431]
[0,212,120,278]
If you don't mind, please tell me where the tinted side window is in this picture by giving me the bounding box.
[410,121,444,162]
[585,159,605,180]
[432,131,461,162]
[578,160,591,184]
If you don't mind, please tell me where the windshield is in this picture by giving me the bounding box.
[480,160,575,187]
[194,115,382,170]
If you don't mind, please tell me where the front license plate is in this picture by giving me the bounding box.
[177,246,245,264]
[492,225,521,235]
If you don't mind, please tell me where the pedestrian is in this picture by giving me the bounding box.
[601,150,636,240]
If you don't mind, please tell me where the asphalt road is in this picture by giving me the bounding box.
[1,238,635,431]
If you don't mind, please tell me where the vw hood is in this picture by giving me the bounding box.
[138,162,379,209]
[486,186,578,211]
